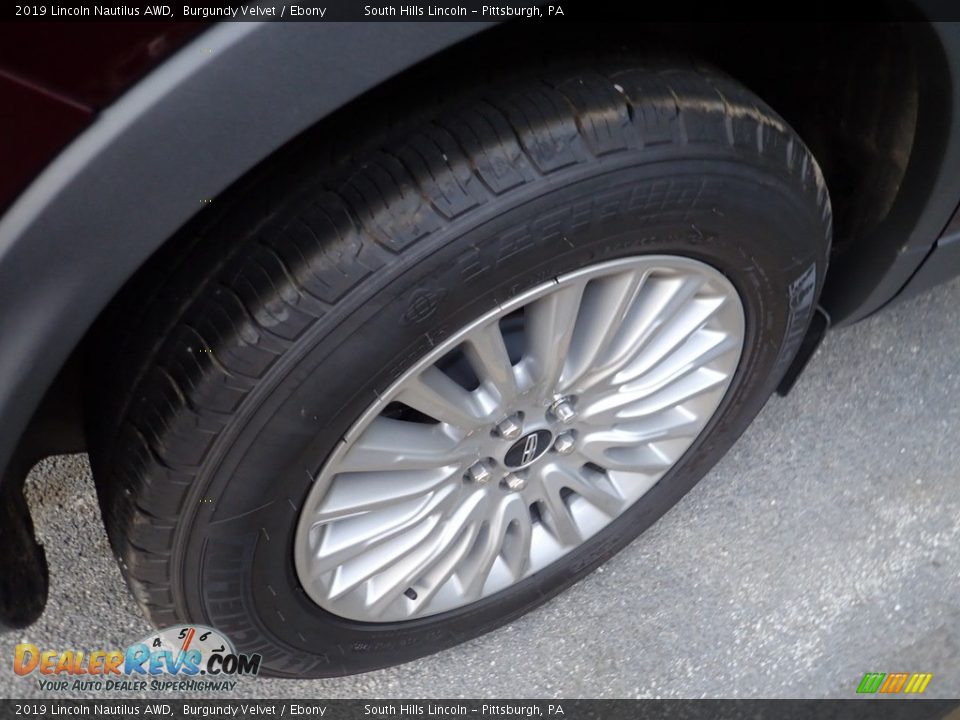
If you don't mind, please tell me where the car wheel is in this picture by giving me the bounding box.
[89,59,831,677]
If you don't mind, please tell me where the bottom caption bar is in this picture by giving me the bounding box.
[1,700,959,720]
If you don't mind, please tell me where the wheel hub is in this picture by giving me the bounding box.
[295,256,745,622]
[503,428,554,469]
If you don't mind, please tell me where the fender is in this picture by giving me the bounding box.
[0,21,491,487]
[3,15,960,494]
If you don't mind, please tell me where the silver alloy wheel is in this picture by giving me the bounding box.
[295,256,745,622]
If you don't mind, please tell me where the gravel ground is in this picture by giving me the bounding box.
[2,279,960,699]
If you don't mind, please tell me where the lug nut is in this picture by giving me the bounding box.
[503,472,527,492]
[550,398,576,424]
[467,460,493,484]
[553,432,576,455]
[495,414,523,441]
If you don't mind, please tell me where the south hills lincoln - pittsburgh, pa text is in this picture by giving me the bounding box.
[363,5,561,17]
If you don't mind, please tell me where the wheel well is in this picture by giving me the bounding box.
[20,19,948,465]
[441,21,926,258]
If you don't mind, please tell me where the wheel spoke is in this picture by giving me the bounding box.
[401,522,483,615]
[463,321,519,406]
[396,366,488,431]
[558,270,646,392]
[610,406,703,442]
[565,274,693,394]
[524,282,586,395]
[540,461,624,518]
[616,328,739,392]
[363,491,490,617]
[577,428,675,473]
[338,417,468,472]
[610,294,727,386]
[499,509,533,580]
[459,493,532,600]
[535,464,584,547]
[310,467,459,524]
[311,482,461,575]
[324,512,445,600]
[579,367,729,425]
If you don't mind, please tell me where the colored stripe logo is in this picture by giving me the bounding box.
[857,672,932,694]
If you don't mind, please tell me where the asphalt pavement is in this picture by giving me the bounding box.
[3,278,960,699]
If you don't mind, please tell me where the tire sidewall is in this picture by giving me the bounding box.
[177,156,825,676]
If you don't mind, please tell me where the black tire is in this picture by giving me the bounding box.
[89,58,831,677]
